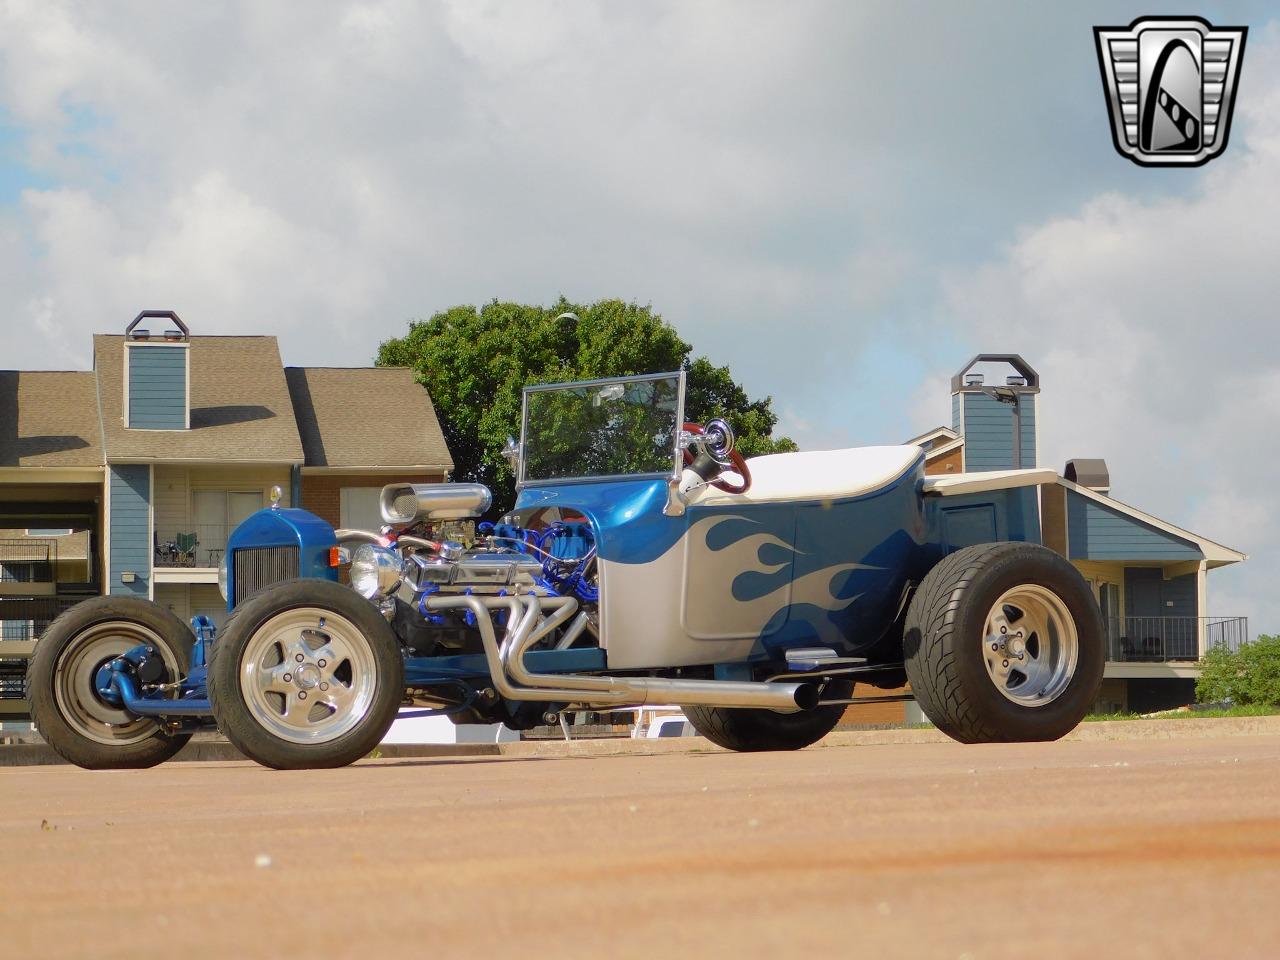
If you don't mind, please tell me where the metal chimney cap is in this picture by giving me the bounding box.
[1064,458,1110,492]
[125,310,189,341]
[951,354,1039,393]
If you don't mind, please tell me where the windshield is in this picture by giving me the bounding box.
[521,372,684,483]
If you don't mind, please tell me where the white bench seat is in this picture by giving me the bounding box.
[693,445,922,505]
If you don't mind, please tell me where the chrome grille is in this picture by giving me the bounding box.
[393,492,417,518]
[233,546,299,606]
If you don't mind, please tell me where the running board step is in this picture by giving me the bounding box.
[785,648,868,672]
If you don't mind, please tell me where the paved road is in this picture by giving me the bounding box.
[3,735,1280,959]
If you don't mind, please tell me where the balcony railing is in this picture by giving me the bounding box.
[0,597,82,644]
[0,539,57,584]
[154,524,235,569]
[0,597,91,706]
[1104,616,1250,663]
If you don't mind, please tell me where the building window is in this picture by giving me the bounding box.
[1099,582,1120,655]
[0,619,34,641]
[0,562,36,584]
[340,488,382,532]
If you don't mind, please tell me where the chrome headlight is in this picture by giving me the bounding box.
[350,543,402,600]
[218,553,229,601]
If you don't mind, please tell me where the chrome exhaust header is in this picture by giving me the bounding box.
[423,594,817,712]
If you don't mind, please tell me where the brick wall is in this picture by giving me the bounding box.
[300,472,445,527]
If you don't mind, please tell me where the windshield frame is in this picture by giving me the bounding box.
[516,370,687,488]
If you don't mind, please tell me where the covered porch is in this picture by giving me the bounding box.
[1040,478,1248,673]
[151,462,291,582]
[1071,559,1248,664]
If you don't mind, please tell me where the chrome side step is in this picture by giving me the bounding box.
[784,647,868,672]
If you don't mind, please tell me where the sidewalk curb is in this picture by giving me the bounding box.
[6,715,1280,766]
[0,741,501,767]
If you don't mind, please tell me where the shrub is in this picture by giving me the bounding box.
[1196,634,1280,706]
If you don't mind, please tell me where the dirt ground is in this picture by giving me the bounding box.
[3,734,1280,960]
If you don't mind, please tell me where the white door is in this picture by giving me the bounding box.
[224,492,264,566]
[193,490,263,566]
[192,489,227,564]
[340,487,382,531]
[228,492,262,528]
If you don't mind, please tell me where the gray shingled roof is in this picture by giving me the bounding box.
[0,371,103,467]
[94,335,305,463]
[284,367,453,470]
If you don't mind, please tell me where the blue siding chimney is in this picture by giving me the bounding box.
[108,464,151,597]
[951,354,1039,473]
[124,310,190,430]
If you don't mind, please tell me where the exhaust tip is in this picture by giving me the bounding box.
[793,682,821,711]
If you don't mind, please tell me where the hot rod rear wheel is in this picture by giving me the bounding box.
[209,579,404,770]
[26,596,194,770]
[903,542,1104,744]
[683,680,852,752]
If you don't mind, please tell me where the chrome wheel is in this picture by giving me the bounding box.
[239,607,377,745]
[982,584,1079,707]
[53,622,180,746]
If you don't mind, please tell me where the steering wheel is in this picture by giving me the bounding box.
[682,421,752,495]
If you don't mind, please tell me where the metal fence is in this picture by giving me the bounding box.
[0,597,85,702]
[0,539,57,584]
[1105,616,1250,662]
[0,596,82,644]
[154,524,235,568]
[0,659,27,700]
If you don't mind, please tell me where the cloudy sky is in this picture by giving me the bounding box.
[1,1,1278,629]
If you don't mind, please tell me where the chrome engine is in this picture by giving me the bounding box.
[379,482,493,524]
[341,482,598,659]
[401,551,544,590]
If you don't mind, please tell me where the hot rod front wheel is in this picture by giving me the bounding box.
[208,579,404,769]
[903,542,1104,744]
[26,596,194,769]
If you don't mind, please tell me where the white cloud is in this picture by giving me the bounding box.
[0,2,1115,389]
[940,25,1280,633]
[0,0,888,374]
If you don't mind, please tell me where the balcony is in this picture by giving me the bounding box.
[0,539,57,596]
[0,596,86,716]
[0,596,82,643]
[154,524,234,569]
[1105,616,1249,663]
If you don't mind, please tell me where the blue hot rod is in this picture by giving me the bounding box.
[27,370,1103,769]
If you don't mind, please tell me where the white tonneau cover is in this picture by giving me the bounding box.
[694,445,922,506]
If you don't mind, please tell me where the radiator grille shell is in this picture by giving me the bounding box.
[233,546,299,606]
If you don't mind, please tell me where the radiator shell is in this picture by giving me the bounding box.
[224,507,338,611]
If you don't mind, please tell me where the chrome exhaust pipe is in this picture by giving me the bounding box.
[423,594,817,712]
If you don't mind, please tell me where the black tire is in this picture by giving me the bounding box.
[26,596,194,770]
[904,542,1104,744]
[683,680,852,752]
[209,579,404,770]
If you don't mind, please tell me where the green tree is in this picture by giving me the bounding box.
[377,297,797,510]
[1196,635,1280,706]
